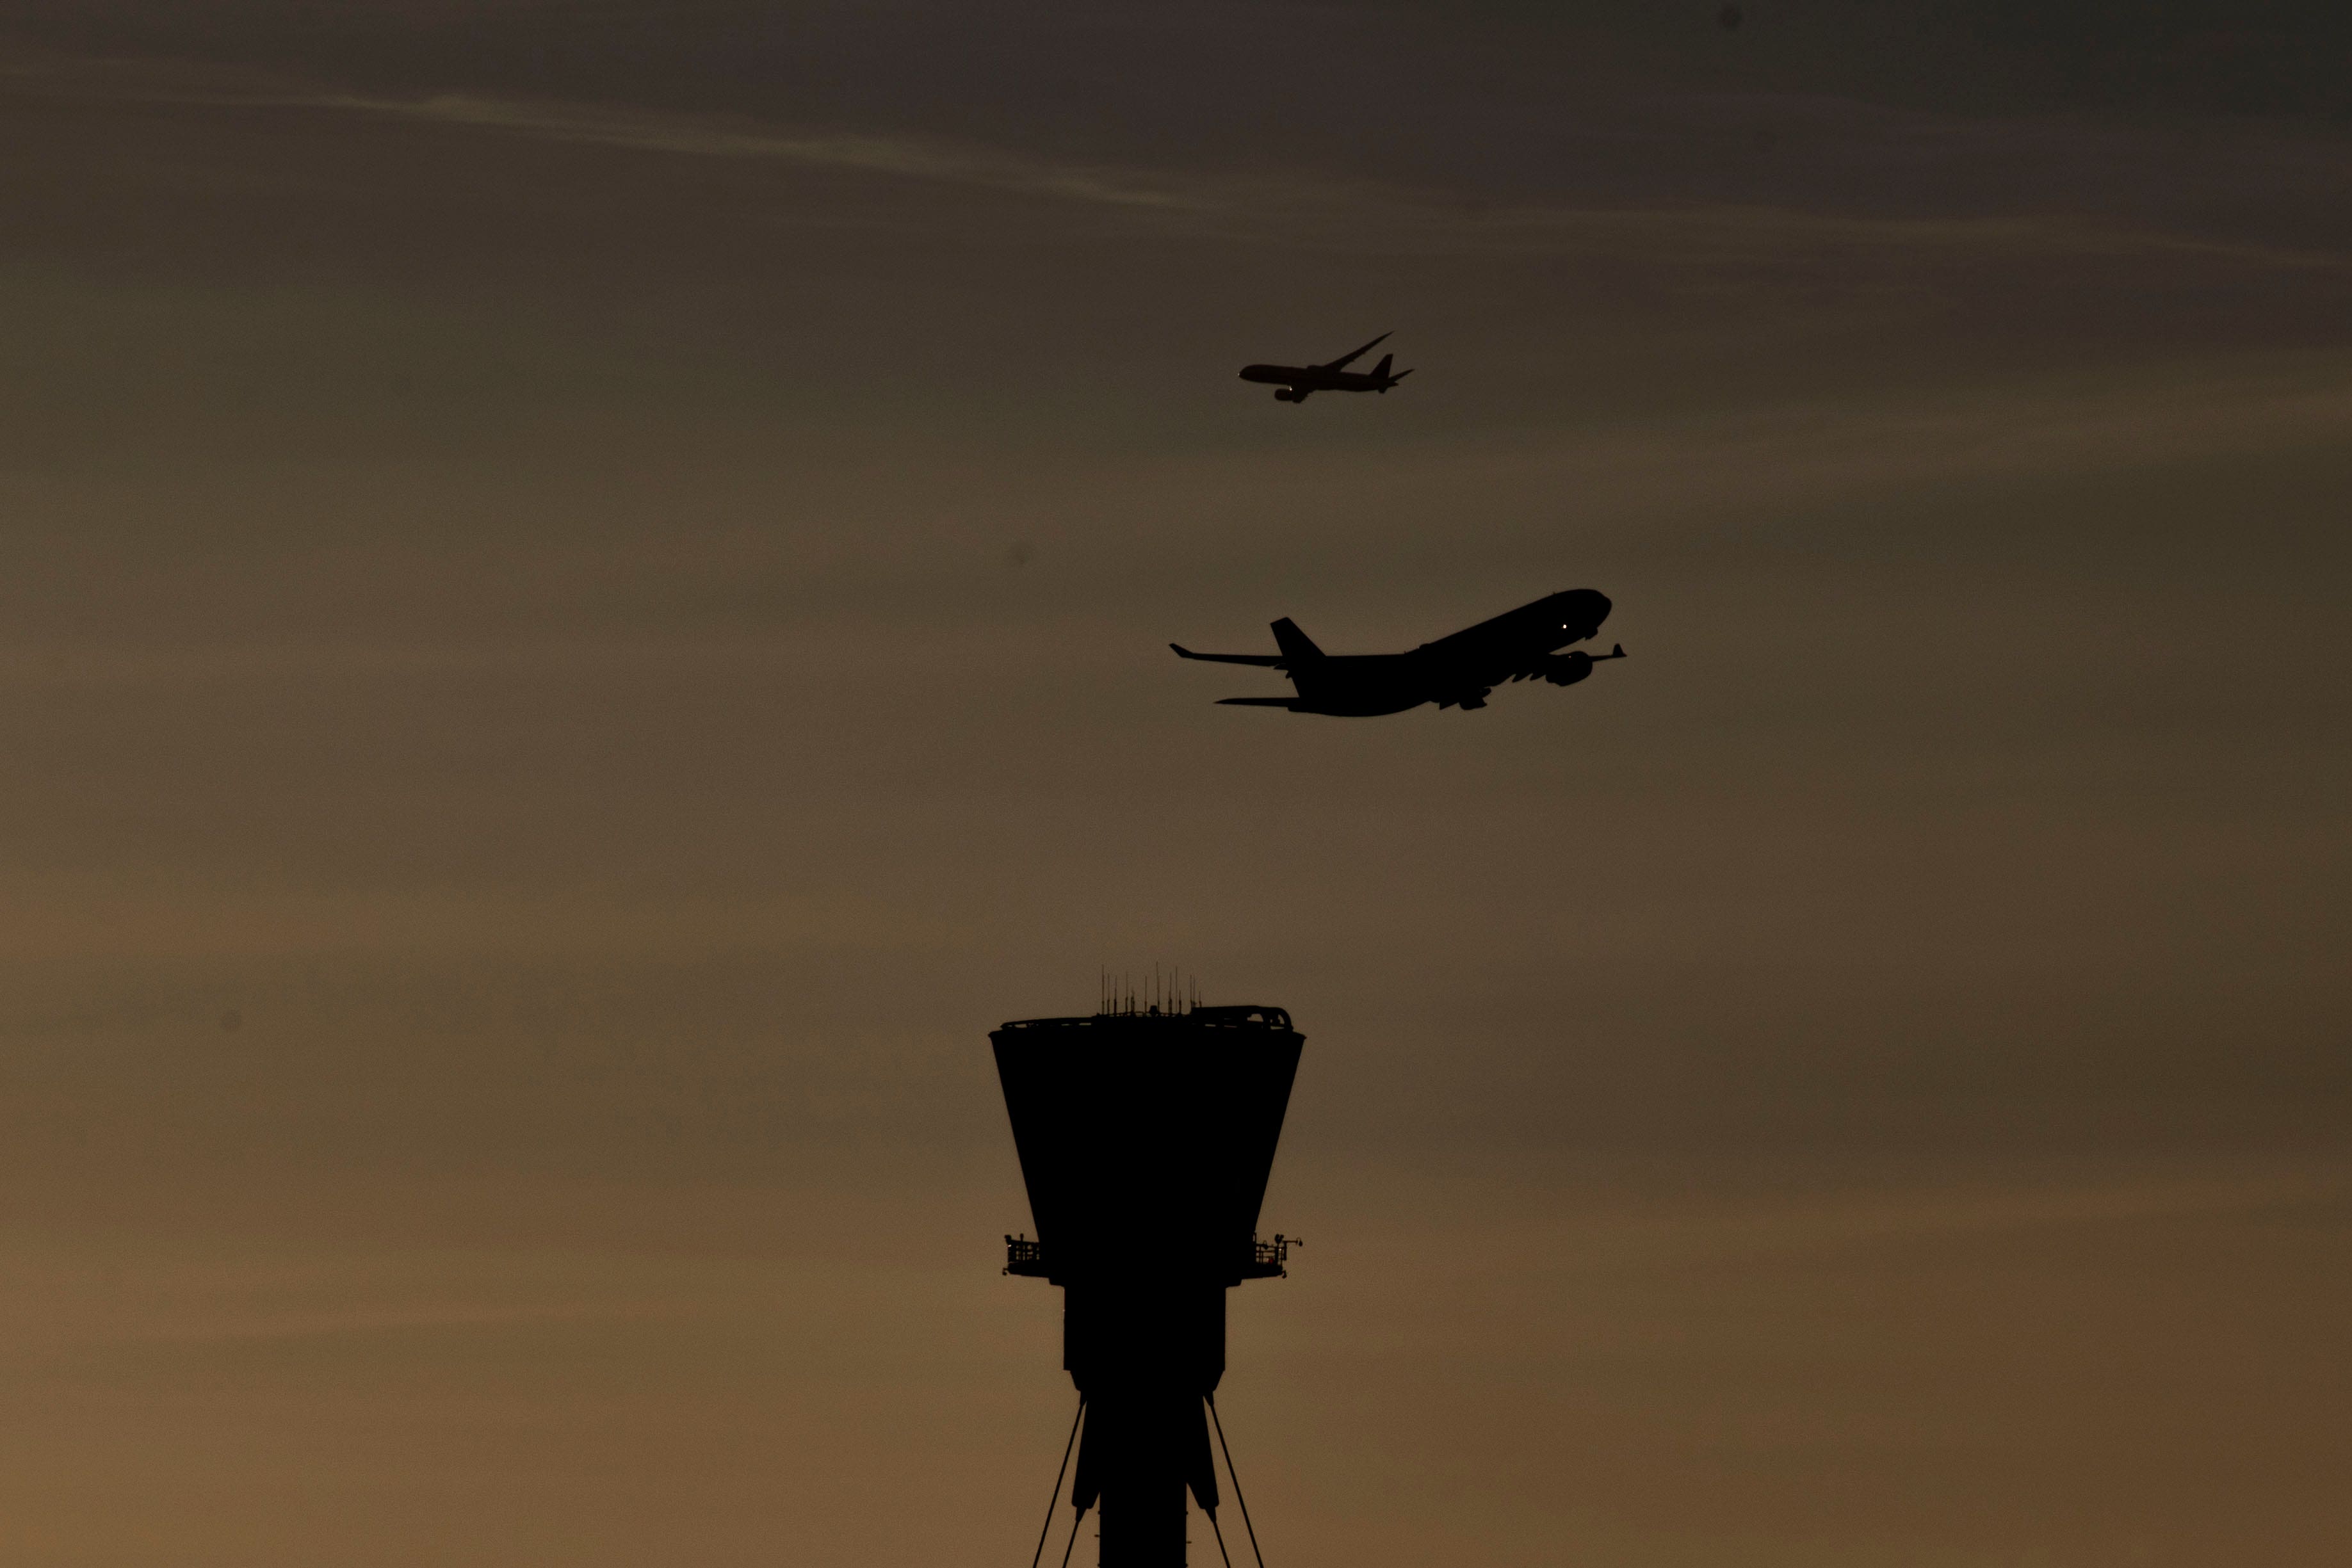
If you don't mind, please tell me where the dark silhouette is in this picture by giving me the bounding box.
[995,999,1304,1567]
[1238,332,1411,402]
[1172,589,1624,715]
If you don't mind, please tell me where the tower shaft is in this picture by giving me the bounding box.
[1083,1385,1199,1566]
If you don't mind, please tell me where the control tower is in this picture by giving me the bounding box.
[993,996,1304,1567]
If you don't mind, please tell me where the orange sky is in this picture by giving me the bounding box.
[0,7,2347,1565]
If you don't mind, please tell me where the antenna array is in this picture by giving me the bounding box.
[1097,965,1204,1017]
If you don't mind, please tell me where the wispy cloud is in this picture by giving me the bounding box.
[320,90,2351,270]
[317,92,1216,213]
[12,47,2344,270]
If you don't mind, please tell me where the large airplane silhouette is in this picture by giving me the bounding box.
[1238,332,1411,402]
[1173,590,1623,715]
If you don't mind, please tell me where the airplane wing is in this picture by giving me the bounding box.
[1217,697,1301,708]
[1171,643,1288,667]
[1318,331,1390,371]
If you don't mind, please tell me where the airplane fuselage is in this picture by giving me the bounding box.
[1238,364,1397,394]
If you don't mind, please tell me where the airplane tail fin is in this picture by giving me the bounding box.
[1269,617,1323,662]
[1372,353,1393,380]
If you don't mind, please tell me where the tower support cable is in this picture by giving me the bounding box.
[1058,1503,1091,1568]
[1206,1505,1236,1568]
[1029,1395,1086,1568]
[1205,1393,1269,1568]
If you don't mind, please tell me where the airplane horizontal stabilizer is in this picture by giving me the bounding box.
[1171,643,1288,667]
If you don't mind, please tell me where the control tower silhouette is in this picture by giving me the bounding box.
[994,991,1304,1567]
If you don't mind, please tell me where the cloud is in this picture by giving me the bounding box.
[12,45,2344,271]
[316,92,1216,213]
[302,90,2352,270]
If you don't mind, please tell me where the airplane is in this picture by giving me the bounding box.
[1172,590,1624,715]
[1238,332,1412,402]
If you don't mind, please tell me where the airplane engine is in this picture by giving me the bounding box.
[1543,652,1594,686]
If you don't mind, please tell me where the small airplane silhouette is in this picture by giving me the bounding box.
[1238,332,1411,403]
[1173,590,1623,716]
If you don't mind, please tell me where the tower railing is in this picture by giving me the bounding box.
[1002,1233,1300,1280]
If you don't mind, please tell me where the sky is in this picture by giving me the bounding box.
[0,4,2348,1565]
